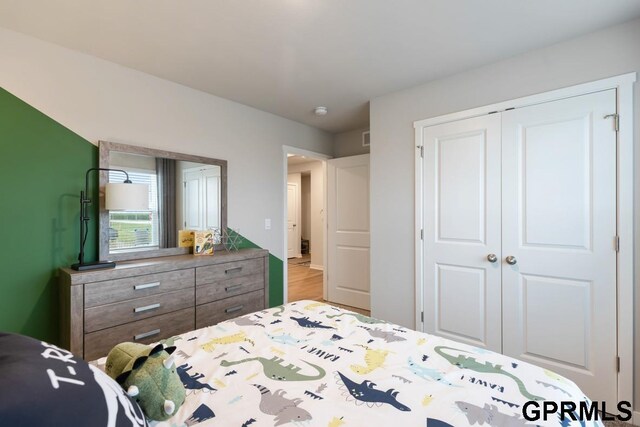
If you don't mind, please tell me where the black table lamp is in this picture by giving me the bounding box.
[71,168,148,271]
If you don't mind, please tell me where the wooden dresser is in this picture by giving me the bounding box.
[59,248,268,360]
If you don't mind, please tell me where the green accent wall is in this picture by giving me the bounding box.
[237,234,284,307]
[0,87,285,345]
[0,87,98,345]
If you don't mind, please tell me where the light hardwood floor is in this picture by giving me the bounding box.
[287,255,370,316]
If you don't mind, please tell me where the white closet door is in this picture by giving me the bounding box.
[202,169,221,230]
[183,169,203,230]
[501,90,617,404]
[422,114,502,351]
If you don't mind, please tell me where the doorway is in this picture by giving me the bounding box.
[286,153,325,302]
[282,147,370,316]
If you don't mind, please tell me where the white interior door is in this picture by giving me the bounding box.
[501,90,618,404]
[327,154,370,310]
[287,182,300,258]
[422,114,503,351]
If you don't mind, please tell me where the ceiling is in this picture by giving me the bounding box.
[1,1,639,134]
[288,155,319,167]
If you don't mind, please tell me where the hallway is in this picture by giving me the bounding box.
[287,256,370,316]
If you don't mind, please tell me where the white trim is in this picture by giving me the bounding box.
[414,126,424,331]
[414,72,636,408]
[282,145,331,305]
[616,76,635,411]
[309,264,324,271]
[322,161,328,301]
[414,72,636,128]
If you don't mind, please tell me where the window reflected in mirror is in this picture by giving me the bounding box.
[108,151,221,253]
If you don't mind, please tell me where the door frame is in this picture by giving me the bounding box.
[282,145,332,304]
[413,72,636,410]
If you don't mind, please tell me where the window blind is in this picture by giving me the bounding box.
[108,170,159,251]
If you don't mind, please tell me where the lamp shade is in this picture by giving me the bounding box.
[105,183,149,211]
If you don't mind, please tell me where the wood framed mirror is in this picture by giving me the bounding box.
[98,141,227,261]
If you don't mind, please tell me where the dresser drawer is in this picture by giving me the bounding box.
[84,288,195,333]
[84,308,194,361]
[196,257,263,285]
[84,269,194,308]
[196,273,264,304]
[196,290,264,329]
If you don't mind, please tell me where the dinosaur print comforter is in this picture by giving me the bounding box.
[96,301,601,426]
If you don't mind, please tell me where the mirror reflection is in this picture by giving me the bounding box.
[108,151,222,253]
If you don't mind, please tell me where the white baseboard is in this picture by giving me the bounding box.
[633,411,640,426]
[309,264,324,271]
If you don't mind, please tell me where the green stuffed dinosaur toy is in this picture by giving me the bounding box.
[105,342,186,421]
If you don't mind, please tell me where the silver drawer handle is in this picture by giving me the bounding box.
[134,282,160,291]
[225,284,243,292]
[134,329,160,340]
[225,305,244,314]
[225,266,243,274]
[134,303,161,313]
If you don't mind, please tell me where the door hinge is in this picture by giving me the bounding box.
[421,311,424,322]
[417,145,424,158]
[616,356,620,372]
[420,229,424,240]
[604,114,619,132]
[615,235,620,252]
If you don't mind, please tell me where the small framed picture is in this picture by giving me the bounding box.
[178,230,195,248]
[194,231,215,256]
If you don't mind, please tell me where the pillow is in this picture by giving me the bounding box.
[0,332,148,427]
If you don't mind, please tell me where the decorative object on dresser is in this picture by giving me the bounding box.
[59,248,269,360]
[72,167,149,271]
[193,230,215,256]
[178,230,195,248]
[221,227,243,252]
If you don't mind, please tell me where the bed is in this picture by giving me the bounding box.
[91,300,601,426]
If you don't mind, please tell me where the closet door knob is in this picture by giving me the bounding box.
[487,254,498,263]
[506,256,517,265]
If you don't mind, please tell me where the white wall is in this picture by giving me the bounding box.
[0,27,334,263]
[289,160,325,269]
[334,127,370,158]
[370,17,640,407]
